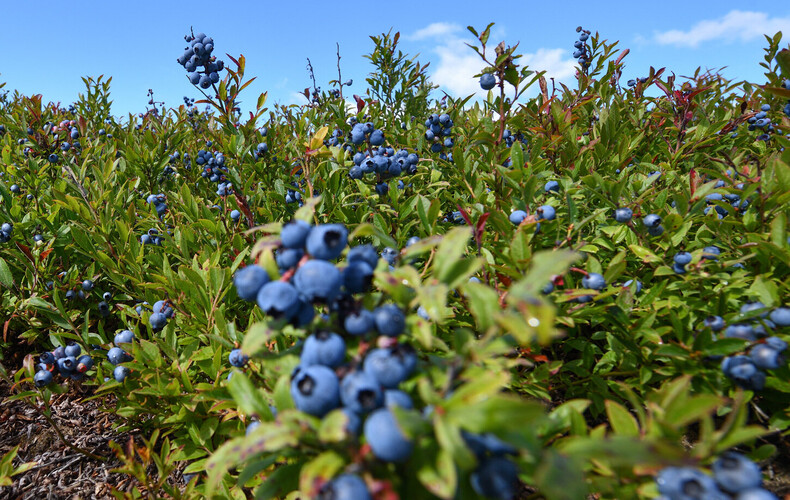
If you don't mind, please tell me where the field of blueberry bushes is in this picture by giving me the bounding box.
[1,24,790,499]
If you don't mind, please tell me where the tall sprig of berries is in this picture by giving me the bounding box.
[177,31,225,90]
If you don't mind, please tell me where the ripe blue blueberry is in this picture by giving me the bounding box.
[749,344,785,370]
[344,308,375,336]
[363,344,417,388]
[643,214,661,227]
[306,224,348,260]
[57,356,77,374]
[82,279,94,291]
[228,348,249,368]
[704,316,726,331]
[290,365,340,417]
[537,205,555,221]
[342,260,374,294]
[581,273,605,290]
[113,365,130,382]
[674,252,692,266]
[300,331,346,368]
[373,304,406,337]
[769,307,790,326]
[480,73,496,90]
[76,354,93,373]
[656,467,726,500]
[257,281,301,320]
[544,180,560,193]
[724,324,756,341]
[294,259,342,303]
[317,474,371,500]
[234,265,270,302]
[340,370,383,414]
[712,451,763,493]
[149,312,168,332]
[622,279,642,294]
[107,347,130,365]
[64,342,81,358]
[383,389,414,409]
[35,370,53,387]
[470,457,519,500]
[364,408,413,462]
[114,329,134,345]
[614,208,633,223]
[509,210,527,225]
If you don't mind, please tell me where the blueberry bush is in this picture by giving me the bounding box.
[1,24,790,499]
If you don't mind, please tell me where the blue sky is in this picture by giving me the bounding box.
[1,1,789,118]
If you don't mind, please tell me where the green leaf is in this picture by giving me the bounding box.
[298,451,345,496]
[508,249,579,300]
[461,281,500,331]
[0,257,13,289]
[227,371,275,421]
[605,400,640,437]
[415,444,458,499]
[433,227,472,284]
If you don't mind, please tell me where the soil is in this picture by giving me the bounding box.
[0,378,136,500]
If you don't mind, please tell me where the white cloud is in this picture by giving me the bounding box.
[406,22,462,41]
[654,10,790,48]
[412,24,577,99]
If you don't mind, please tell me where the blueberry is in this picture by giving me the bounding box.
[544,180,560,193]
[149,312,168,332]
[749,344,785,370]
[276,248,304,270]
[34,370,53,387]
[581,273,606,290]
[82,279,94,291]
[64,342,81,358]
[57,356,77,374]
[245,420,261,436]
[234,265,270,302]
[340,370,383,414]
[373,304,406,337]
[230,209,241,221]
[228,348,250,368]
[537,205,556,221]
[480,73,496,90]
[290,365,340,417]
[293,259,342,303]
[614,208,633,223]
[647,224,665,237]
[765,336,788,352]
[704,316,726,331]
[300,331,346,368]
[741,302,769,318]
[364,408,413,462]
[363,344,417,389]
[470,457,519,500]
[643,214,661,227]
[383,389,413,409]
[702,246,721,260]
[342,260,374,294]
[107,347,130,365]
[622,279,642,294]
[674,252,692,266]
[712,451,763,493]
[281,220,312,249]
[256,281,300,320]
[317,474,372,500]
[343,308,375,336]
[724,324,756,341]
[656,467,727,500]
[114,329,135,345]
[769,307,790,326]
[305,224,348,261]
[76,354,93,373]
[40,352,55,365]
[113,365,130,382]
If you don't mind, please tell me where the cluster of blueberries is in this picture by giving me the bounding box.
[197,149,233,197]
[147,299,175,332]
[0,221,13,243]
[349,146,420,196]
[253,127,269,160]
[424,113,455,159]
[141,227,165,246]
[231,221,522,498]
[107,329,135,382]
[656,451,777,499]
[741,102,782,142]
[572,27,591,69]
[146,193,168,217]
[706,304,789,391]
[33,342,93,387]
[627,77,648,87]
[176,32,224,90]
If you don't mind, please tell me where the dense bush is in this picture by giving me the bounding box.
[1,24,790,499]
